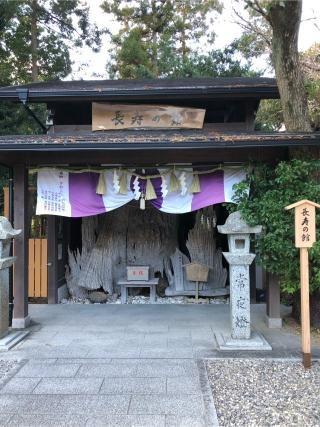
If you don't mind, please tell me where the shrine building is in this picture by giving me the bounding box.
[0,77,319,329]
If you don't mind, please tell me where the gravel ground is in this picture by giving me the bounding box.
[207,359,320,427]
[0,359,19,387]
[61,295,229,304]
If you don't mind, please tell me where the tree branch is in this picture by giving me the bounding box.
[35,4,83,39]
[246,0,271,24]
[232,7,271,47]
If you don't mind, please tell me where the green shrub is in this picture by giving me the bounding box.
[229,159,320,295]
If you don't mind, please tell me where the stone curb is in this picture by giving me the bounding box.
[204,356,320,361]
[0,359,27,390]
[197,359,219,427]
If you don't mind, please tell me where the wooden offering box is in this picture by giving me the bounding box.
[127,266,150,281]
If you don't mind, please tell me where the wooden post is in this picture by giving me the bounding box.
[3,187,9,219]
[285,199,320,369]
[47,215,58,304]
[195,281,199,303]
[12,164,30,328]
[300,247,311,368]
[266,272,282,328]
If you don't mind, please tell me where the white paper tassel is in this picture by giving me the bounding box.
[113,169,120,193]
[133,175,141,200]
[179,171,187,196]
[160,174,168,198]
[140,195,145,210]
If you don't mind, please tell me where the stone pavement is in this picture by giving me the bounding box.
[0,303,319,426]
[0,358,215,426]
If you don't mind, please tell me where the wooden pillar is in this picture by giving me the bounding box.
[249,261,256,302]
[266,272,282,328]
[12,164,30,328]
[300,247,311,368]
[3,187,9,219]
[47,215,58,304]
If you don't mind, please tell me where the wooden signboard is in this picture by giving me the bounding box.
[292,201,316,248]
[285,199,320,369]
[92,102,205,131]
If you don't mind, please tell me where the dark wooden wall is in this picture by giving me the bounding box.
[0,146,288,167]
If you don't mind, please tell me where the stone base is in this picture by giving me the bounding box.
[165,287,229,297]
[215,331,272,351]
[265,315,282,329]
[0,330,29,351]
[58,283,69,303]
[11,315,31,329]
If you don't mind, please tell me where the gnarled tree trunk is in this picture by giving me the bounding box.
[66,204,178,297]
[268,0,311,132]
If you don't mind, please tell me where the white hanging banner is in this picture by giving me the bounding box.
[36,168,246,217]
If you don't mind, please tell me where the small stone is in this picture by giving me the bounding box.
[207,359,320,427]
[59,294,229,305]
[88,291,108,304]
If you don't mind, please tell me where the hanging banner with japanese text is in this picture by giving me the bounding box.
[36,168,246,218]
[36,168,245,217]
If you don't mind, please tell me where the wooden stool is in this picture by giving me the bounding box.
[118,278,159,304]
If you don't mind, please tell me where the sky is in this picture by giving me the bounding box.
[69,0,320,80]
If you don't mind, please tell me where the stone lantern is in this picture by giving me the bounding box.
[216,211,271,350]
[0,217,28,350]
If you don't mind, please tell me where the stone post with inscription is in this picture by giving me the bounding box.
[218,211,261,339]
[216,212,270,350]
[0,217,29,350]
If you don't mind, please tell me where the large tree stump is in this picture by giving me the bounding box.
[66,204,178,296]
[165,207,227,296]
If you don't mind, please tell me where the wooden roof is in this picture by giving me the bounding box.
[0,77,279,103]
[0,130,317,151]
[285,200,320,210]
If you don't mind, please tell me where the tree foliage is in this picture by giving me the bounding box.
[231,159,320,295]
[232,2,272,63]
[0,0,101,84]
[302,44,320,130]
[101,0,259,79]
[0,0,101,135]
[254,99,283,131]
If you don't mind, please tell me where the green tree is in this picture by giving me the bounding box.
[232,2,272,63]
[160,45,258,78]
[231,159,320,325]
[0,0,101,135]
[301,44,320,131]
[102,0,226,79]
[0,0,101,84]
[109,28,154,79]
[255,99,283,131]
[231,160,320,290]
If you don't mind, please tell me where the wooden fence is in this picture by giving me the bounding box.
[3,187,48,299]
[28,239,48,298]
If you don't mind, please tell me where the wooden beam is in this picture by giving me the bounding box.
[12,164,30,328]
[266,272,282,328]
[47,215,58,304]
[0,147,288,167]
[3,187,9,218]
